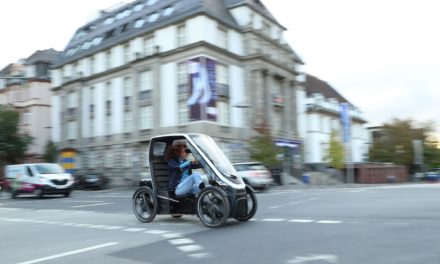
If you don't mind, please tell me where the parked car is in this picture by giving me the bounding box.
[424,171,439,182]
[78,173,110,190]
[233,162,273,190]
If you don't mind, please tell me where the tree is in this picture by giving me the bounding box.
[369,118,439,172]
[0,106,33,165]
[248,123,283,168]
[43,140,58,163]
[325,131,345,169]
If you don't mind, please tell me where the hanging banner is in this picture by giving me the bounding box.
[187,57,217,121]
[340,103,351,143]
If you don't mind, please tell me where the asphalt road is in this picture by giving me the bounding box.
[1,183,439,264]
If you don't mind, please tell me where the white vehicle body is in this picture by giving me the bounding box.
[233,162,273,190]
[5,163,74,198]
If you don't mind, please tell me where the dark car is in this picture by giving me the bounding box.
[75,173,110,190]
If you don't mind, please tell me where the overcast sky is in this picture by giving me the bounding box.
[1,0,439,137]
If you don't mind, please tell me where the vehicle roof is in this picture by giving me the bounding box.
[150,133,206,140]
[7,163,60,166]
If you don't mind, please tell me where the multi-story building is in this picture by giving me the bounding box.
[51,0,304,184]
[297,74,369,167]
[0,49,60,161]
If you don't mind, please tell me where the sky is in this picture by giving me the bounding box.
[0,0,439,137]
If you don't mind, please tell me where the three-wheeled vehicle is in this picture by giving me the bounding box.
[132,133,257,227]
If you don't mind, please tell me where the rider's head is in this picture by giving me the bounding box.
[165,141,188,160]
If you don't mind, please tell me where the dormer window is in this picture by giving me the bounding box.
[134,18,145,28]
[133,3,143,12]
[163,6,174,16]
[148,12,159,22]
[104,17,114,25]
[146,0,157,5]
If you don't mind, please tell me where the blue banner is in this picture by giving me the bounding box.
[340,103,351,143]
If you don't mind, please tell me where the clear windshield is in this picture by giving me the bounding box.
[34,164,65,174]
[190,134,237,177]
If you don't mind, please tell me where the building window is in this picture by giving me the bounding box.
[67,121,77,140]
[134,18,145,28]
[124,77,132,107]
[177,24,186,47]
[106,82,112,114]
[262,21,271,36]
[124,111,132,133]
[146,0,157,5]
[67,92,77,116]
[124,43,130,63]
[218,101,230,125]
[178,100,188,124]
[140,106,153,130]
[148,12,159,22]
[217,64,228,85]
[90,117,95,138]
[105,50,112,70]
[218,27,227,49]
[22,111,31,125]
[123,147,132,167]
[139,70,153,101]
[163,5,174,16]
[104,149,112,168]
[90,57,95,75]
[143,35,154,56]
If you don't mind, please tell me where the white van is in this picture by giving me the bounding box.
[5,163,74,198]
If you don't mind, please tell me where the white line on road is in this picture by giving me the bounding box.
[347,190,366,193]
[261,218,286,222]
[65,200,105,203]
[161,232,183,239]
[71,202,113,208]
[16,242,119,264]
[146,230,170,235]
[316,220,342,224]
[168,238,194,245]
[177,244,203,253]
[289,219,315,223]
[189,252,210,258]
[124,228,147,232]
[288,254,339,263]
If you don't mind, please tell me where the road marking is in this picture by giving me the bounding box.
[347,190,366,193]
[124,228,146,232]
[71,202,113,208]
[261,218,286,222]
[316,220,342,224]
[16,242,119,264]
[162,232,182,239]
[289,219,315,223]
[288,254,339,263]
[177,244,203,253]
[65,200,105,203]
[102,226,124,230]
[169,238,194,245]
[189,252,209,258]
[146,230,169,235]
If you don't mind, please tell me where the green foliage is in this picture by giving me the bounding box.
[369,118,440,171]
[0,106,33,164]
[249,125,283,168]
[43,140,58,163]
[325,131,345,169]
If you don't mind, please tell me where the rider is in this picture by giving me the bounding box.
[165,141,205,196]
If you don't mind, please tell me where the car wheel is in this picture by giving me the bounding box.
[234,185,258,222]
[132,187,157,223]
[197,187,230,228]
[64,191,71,197]
[35,188,43,199]
[11,190,17,199]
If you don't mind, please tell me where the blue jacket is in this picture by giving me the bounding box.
[167,158,202,188]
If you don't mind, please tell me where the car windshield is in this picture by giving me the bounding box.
[190,134,237,177]
[34,164,65,174]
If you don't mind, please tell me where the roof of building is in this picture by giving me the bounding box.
[25,49,61,65]
[53,0,233,67]
[305,74,351,105]
[53,0,284,67]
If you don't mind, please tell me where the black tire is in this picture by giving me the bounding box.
[35,188,43,199]
[11,190,17,199]
[64,191,71,197]
[197,187,230,228]
[132,187,157,223]
[234,185,258,222]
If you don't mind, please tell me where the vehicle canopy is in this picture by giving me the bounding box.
[149,133,244,190]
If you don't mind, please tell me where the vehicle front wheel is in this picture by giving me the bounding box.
[197,187,230,228]
[234,185,258,222]
[132,187,157,223]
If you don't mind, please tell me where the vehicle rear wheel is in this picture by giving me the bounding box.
[133,187,157,223]
[64,191,71,197]
[234,185,258,222]
[197,187,230,228]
